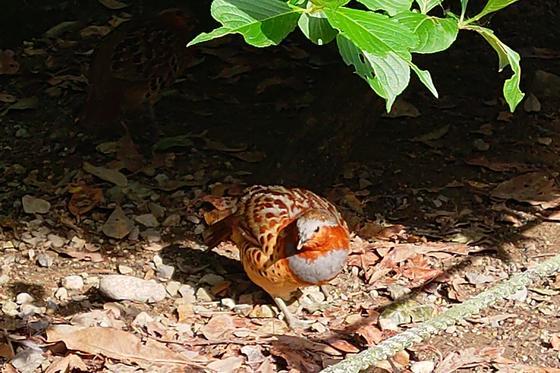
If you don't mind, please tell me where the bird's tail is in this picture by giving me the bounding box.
[201,195,238,248]
[203,215,234,248]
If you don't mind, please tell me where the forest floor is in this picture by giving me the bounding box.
[1,1,560,372]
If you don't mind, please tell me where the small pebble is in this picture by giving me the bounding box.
[166,281,181,297]
[135,213,159,227]
[99,275,166,303]
[179,284,196,303]
[16,293,34,305]
[20,304,45,318]
[196,287,213,302]
[473,138,490,151]
[47,234,66,248]
[156,264,175,280]
[200,273,225,286]
[221,298,236,309]
[162,214,181,227]
[55,287,69,301]
[62,275,84,290]
[36,253,54,268]
[411,360,435,373]
[22,195,51,214]
[2,301,19,317]
[118,265,134,274]
[140,229,161,242]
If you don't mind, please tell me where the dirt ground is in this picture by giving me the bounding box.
[1,1,560,372]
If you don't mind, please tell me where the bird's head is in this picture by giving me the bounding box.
[295,209,344,251]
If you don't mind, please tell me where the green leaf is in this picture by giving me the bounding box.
[470,26,524,111]
[356,0,413,16]
[324,7,417,56]
[409,63,438,98]
[188,0,301,47]
[460,0,468,20]
[393,12,458,54]
[476,0,519,20]
[414,0,441,14]
[311,0,351,7]
[337,35,411,110]
[298,10,338,45]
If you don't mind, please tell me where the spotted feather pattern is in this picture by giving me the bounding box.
[235,185,347,258]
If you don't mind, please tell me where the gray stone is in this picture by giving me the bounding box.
[99,275,166,303]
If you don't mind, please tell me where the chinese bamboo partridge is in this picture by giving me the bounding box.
[204,185,351,329]
[80,8,198,135]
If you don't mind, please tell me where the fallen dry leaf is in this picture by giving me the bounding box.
[492,172,560,209]
[102,206,133,239]
[97,0,128,9]
[0,50,19,75]
[46,325,202,367]
[326,338,360,353]
[44,354,88,373]
[207,356,244,373]
[200,314,235,340]
[68,184,104,217]
[83,161,128,187]
[435,346,509,373]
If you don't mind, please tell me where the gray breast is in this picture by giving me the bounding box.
[287,249,348,284]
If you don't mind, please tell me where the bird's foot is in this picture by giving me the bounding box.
[273,297,312,332]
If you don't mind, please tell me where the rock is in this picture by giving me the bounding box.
[140,229,161,242]
[250,304,275,318]
[36,253,54,268]
[148,203,165,219]
[199,273,225,286]
[0,275,9,285]
[179,284,196,303]
[16,293,34,305]
[196,287,213,302]
[233,304,252,317]
[411,360,435,373]
[19,304,45,318]
[99,275,166,303]
[162,214,181,227]
[15,127,30,138]
[118,264,134,274]
[166,281,181,297]
[2,300,18,317]
[11,348,45,373]
[55,287,69,301]
[221,298,236,310]
[69,236,86,250]
[532,70,560,98]
[102,206,133,239]
[22,195,51,214]
[473,138,490,151]
[47,234,66,248]
[135,213,159,227]
[62,275,84,290]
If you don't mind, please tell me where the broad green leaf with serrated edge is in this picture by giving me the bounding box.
[410,63,438,97]
[356,0,413,16]
[414,0,441,14]
[188,0,301,47]
[470,25,524,111]
[476,0,519,20]
[393,12,458,54]
[324,7,417,56]
[298,10,338,45]
[337,35,410,110]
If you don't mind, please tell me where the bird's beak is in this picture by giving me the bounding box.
[296,238,304,251]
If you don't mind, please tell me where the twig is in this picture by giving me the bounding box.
[321,253,560,373]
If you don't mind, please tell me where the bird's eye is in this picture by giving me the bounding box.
[314,227,320,233]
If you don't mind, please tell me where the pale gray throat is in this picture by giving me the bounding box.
[287,249,348,283]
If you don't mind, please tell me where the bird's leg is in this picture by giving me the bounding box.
[273,297,312,331]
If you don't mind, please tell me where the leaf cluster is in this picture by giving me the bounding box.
[189,0,523,111]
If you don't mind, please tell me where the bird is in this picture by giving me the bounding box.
[79,8,198,138]
[204,185,351,330]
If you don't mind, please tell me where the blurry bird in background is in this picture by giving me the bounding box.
[204,185,351,330]
[79,8,199,142]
